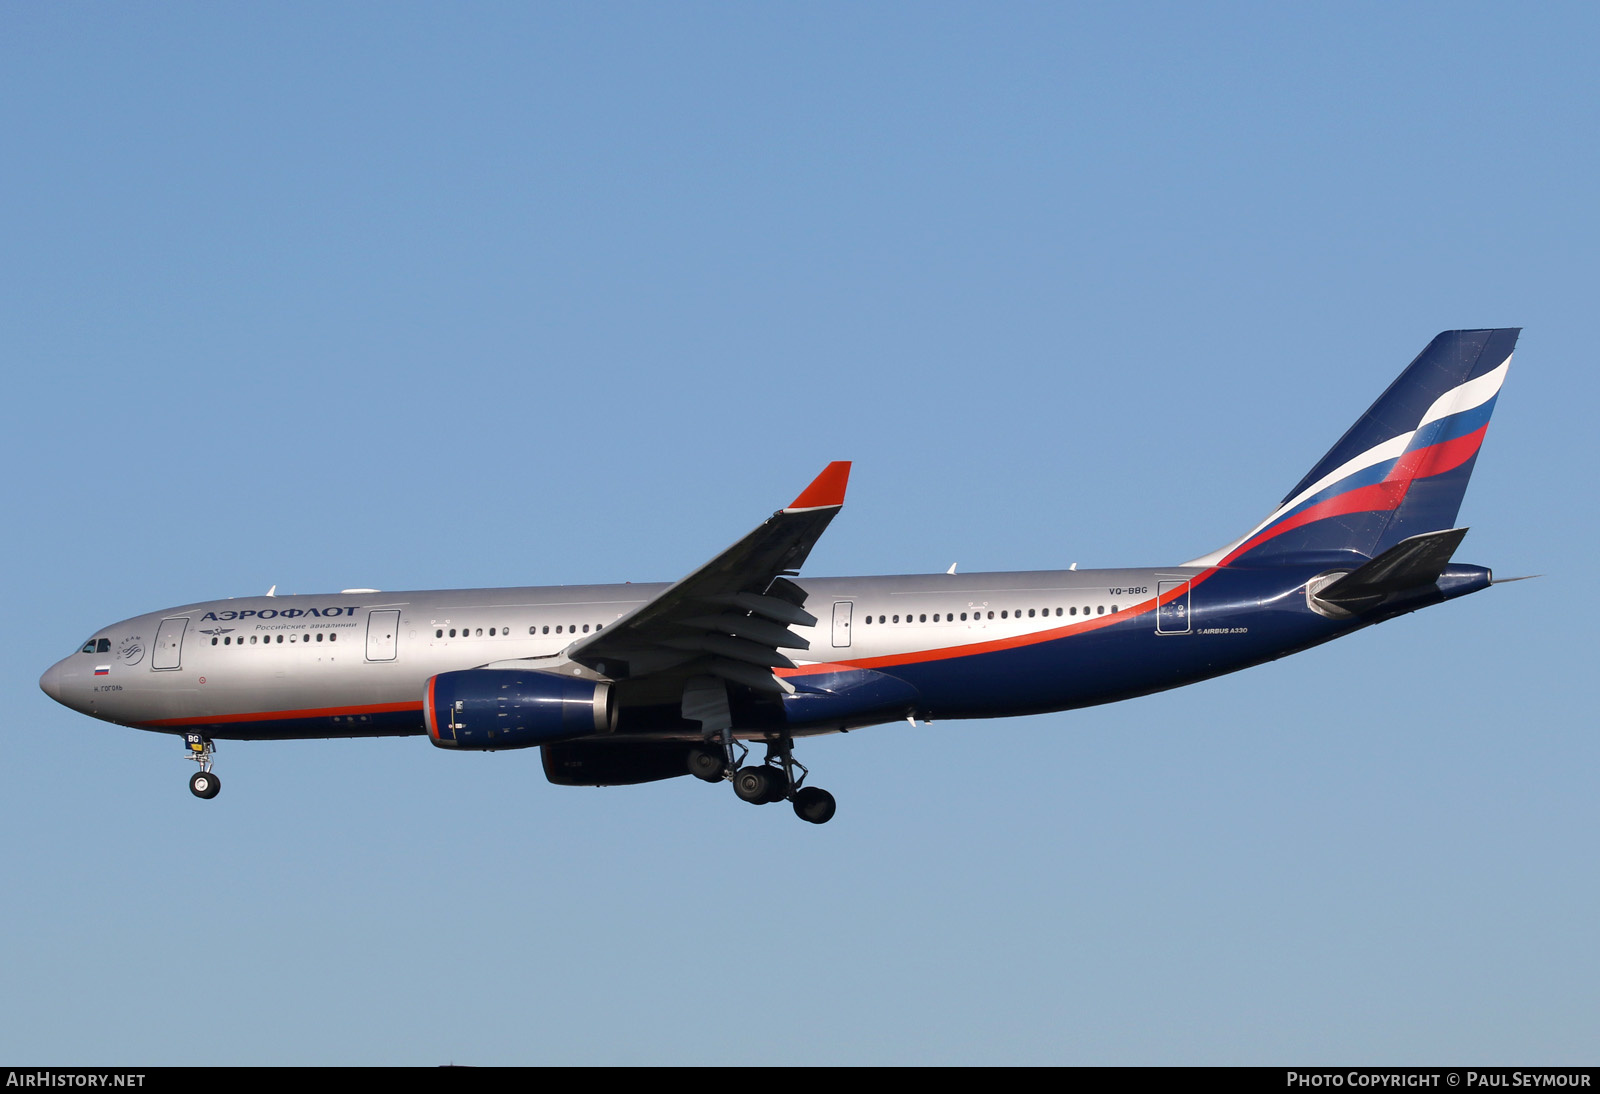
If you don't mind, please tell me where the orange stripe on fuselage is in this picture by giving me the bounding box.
[778,574,1210,677]
[144,700,425,728]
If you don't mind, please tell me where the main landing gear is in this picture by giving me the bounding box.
[185,734,220,800]
[687,734,837,824]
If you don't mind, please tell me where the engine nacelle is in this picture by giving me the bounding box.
[425,669,615,751]
[541,739,698,786]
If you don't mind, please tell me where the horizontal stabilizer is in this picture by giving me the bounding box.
[1315,527,1469,608]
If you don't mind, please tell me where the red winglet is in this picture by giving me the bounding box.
[786,461,852,511]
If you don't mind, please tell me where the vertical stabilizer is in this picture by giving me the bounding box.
[1186,328,1518,568]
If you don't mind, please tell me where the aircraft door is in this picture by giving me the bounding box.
[831,601,853,648]
[1157,581,1191,635]
[365,610,401,661]
[152,617,187,670]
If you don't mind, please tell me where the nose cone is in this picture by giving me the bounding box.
[40,661,64,703]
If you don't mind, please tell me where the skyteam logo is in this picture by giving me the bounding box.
[201,605,362,622]
[117,635,144,666]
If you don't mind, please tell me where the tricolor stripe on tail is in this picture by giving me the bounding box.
[1187,328,1518,568]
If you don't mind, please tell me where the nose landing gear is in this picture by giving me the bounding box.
[185,734,220,799]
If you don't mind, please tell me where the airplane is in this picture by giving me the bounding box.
[39,328,1520,823]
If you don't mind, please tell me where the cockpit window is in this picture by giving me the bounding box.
[81,638,111,654]
[81,640,96,654]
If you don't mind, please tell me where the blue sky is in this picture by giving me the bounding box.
[2,3,1594,1064]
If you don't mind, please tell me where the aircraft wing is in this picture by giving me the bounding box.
[563,462,851,695]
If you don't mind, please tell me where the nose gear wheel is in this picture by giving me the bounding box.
[184,735,220,800]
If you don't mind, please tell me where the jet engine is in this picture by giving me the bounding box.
[541,739,699,786]
[424,669,615,750]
